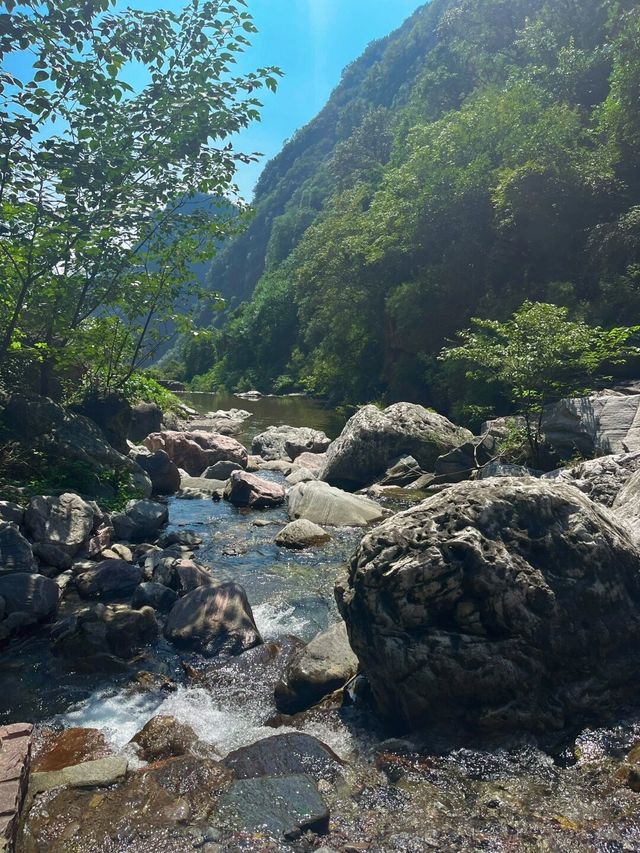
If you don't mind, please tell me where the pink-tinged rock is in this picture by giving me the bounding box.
[295,452,327,474]
[0,723,32,853]
[144,431,247,477]
[223,471,285,509]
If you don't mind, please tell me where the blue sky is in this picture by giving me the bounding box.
[121,0,426,199]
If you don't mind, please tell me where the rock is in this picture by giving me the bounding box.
[223,732,342,782]
[336,478,640,735]
[178,476,226,499]
[219,774,329,840]
[252,425,331,462]
[144,430,248,476]
[275,519,331,550]
[0,522,36,573]
[102,605,158,658]
[236,389,262,399]
[256,459,293,474]
[286,467,317,485]
[158,379,186,392]
[33,728,111,772]
[164,581,262,656]
[203,460,243,479]
[130,715,199,762]
[25,493,95,557]
[321,402,473,489]
[129,447,181,495]
[132,581,178,613]
[295,452,327,474]
[73,392,132,454]
[288,481,385,527]
[476,461,536,479]
[28,755,128,799]
[543,451,640,508]
[129,402,163,443]
[378,455,426,487]
[541,392,640,459]
[0,573,59,624]
[111,499,168,542]
[434,434,497,483]
[0,501,24,527]
[157,530,202,549]
[152,558,214,595]
[613,470,640,538]
[32,542,73,572]
[0,723,32,853]
[224,471,285,509]
[275,621,358,714]
[52,604,157,662]
[0,393,152,500]
[75,559,142,599]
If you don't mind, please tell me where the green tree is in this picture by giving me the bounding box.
[440,301,639,462]
[0,0,280,394]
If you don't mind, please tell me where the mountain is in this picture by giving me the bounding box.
[182,0,640,421]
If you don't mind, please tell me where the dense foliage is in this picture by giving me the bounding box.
[0,0,278,402]
[184,0,640,420]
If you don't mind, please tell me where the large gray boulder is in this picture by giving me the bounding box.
[288,481,385,528]
[321,403,473,489]
[336,478,640,736]
[164,581,262,656]
[543,451,640,508]
[128,448,180,496]
[111,499,168,543]
[275,519,330,549]
[25,493,95,557]
[0,522,36,574]
[144,430,247,477]
[275,621,358,714]
[541,392,640,458]
[252,425,330,462]
[0,393,152,499]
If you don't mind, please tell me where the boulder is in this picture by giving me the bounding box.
[128,402,163,443]
[275,519,331,550]
[378,455,425,487]
[28,756,129,799]
[224,471,285,509]
[543,451,640,508]
[321,403,473,489]
[102,605,158,658]
[157,530,202,549]
[131,581,178,613]
[336,478,640,735]
[75,559,142,599]
[128,448,180,495]
[130,715,199,763]
[252,425,331,462]
[613,470,640,538]
[151,558,214,595]
[144,430,247,476]
[164,581,262,656]
[177,476,226,499]
[25,493,95,557]
[52,604,157,662]
[434,433,497,483]
[32,542,73,572]
[288,481,385,527]
[222,732,341,782]
[203,460,243,479]
[219,774,329,841]
[0,393,152,499]
[295,452,327,474]
[111,499,168,543]
[541,392,640,459]
[190,408,251,436]
[0,522,36,573]
[286,467,317,485]
[275,621,358,714]
[476,461,536,480]
[72,392,132,454]
[33,728,111,773]
[0,572,59,622]
[0,501,24,527]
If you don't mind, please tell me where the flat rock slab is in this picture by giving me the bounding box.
[219,774,329,840]
[28,755,128,802]
[0,723,33,853]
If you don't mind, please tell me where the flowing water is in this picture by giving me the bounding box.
[7,394,640,851]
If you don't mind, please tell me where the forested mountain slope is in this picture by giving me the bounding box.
[185,0,640,419]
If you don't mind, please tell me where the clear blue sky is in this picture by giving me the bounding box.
[123,0,426,199]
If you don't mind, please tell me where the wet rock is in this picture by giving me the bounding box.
[178,476,226,498]
[275,519,331,550]
[102,605,158,658]
[28,755,129,800]
[52,604,157,662]
[0,572,58,626]
[321,402,473,490]
[132,581,178,613]
[543,451,640,507]
[144,430,248,476]
[224,471,286,509]
[0,501,24,527]
[25,493,95,557]
[336,478,640,735]
[111,499,168,543]
[157,529,202,549]
[33,728,111,772]
[275,621,358,714]
[129,401,163,443]
[129,447,181,495]
[288,480,385,527]
[75,559,142,599]
[203,460,243,479]
[219,774,329,840]
[222,731,342,782]
[152,558,214,594]
[164,581,262,656]
[130,715,199,762]
[286,467,317,485]
[252,425,331,462]
[0,522,36,573]
[0,723,33,853]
